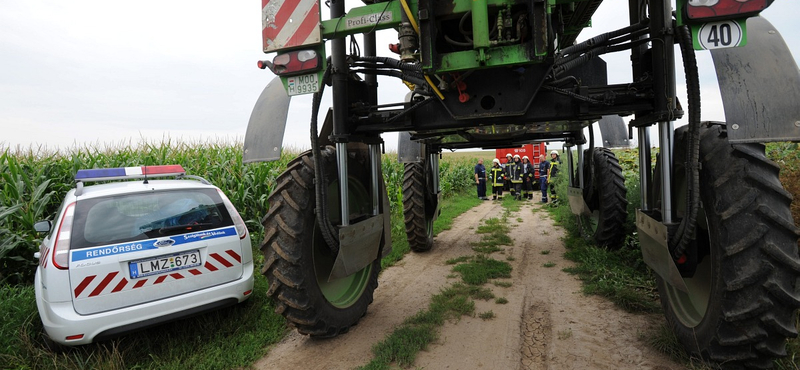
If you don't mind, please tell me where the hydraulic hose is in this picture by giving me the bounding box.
[559,20,649,56]
[670,24,701,259]
[352,56,423,72]
[351,68,427,86]
[310,65,340,254]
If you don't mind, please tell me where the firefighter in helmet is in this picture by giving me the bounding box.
[489,158,505,200]
[548,150,561,202]
[521,155,535,200]
[508,154,524,200]
[503,153,513,192]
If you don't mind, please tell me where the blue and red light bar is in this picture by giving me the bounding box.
[75,165,185,182]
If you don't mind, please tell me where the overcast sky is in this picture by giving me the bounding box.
[1,1,798,153]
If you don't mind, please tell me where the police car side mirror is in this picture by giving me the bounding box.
[34,220,52,233]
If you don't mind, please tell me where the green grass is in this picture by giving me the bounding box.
[495,297,508,304]
[470,217,513,253]
[478,311,495,320]
[542,262,556,268]
[452,254,512,285]
[445,256,471,265]
[440,150,495,164]
[540,250,550,255]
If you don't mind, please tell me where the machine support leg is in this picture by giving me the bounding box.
[370,144,381,216]
[638,127,652,212]
[659,122,674,223]
[649,0,677,223]
[566,145,575,188]
[577,143,585,190]
[331,0,350,227]
[430,152,440,193]
[337,142,351,226]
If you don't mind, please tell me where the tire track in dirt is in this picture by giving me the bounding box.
[254,201,685,370]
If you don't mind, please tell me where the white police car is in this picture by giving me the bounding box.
[33,165,254,345]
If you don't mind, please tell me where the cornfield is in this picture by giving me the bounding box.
[0,141,476,285]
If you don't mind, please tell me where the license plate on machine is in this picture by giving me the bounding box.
[286,73,320,96]
[129,250,201,279]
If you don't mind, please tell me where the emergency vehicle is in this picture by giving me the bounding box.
[495,143,548,180]
[33,165,254,345]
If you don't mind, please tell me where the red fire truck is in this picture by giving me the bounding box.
[496,143,548,180]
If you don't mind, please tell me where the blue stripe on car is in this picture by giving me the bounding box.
[70,226,238,262]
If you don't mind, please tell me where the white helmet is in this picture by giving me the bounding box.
[513,154,521,159]
[522,155,529,161]
[492,158,500,164]
[506,153,512,158]
[550,150,558,155]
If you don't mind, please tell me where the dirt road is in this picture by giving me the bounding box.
[253,201,685,370]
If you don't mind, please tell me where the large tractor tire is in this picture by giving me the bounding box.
[658,124,800,368]
[403,159,439,252]
[261,147,380,337]
[580,147,628,248]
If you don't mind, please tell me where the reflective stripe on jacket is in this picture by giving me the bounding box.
[508,162,524,183]
[549,157,560,178]
[489,166,505,186]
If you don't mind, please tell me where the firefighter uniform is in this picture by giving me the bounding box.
[548,151,561,202]
[538,158,551,203]
[508,155,524,200]
[475,160,487,200]
[502,154,513,191]
[521,156,535,200]
[489,159,504,200]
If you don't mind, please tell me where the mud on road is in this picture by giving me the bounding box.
[254,201,685,370]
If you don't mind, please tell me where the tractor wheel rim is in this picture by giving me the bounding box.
[663,209,713,327]
[313,177,373,308]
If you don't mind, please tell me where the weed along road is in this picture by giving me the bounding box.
[255,200,684,370]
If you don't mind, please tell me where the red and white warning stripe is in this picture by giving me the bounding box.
[73,250,243,299]
[262,0,321,52]
[40,246,51,269]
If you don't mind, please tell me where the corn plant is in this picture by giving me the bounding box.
[0,142,476,286]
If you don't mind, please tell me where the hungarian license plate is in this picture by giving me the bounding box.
[129,250,201,279]
[285,73,320,96]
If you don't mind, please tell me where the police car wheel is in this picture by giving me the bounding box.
[261,147,380,337]
[403,162,435,252]
[581,147,628,248]
[658,124,800,368]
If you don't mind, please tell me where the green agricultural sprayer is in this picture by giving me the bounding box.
[244,0,800,367]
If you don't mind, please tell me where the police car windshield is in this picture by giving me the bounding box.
[70,188,234,250]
